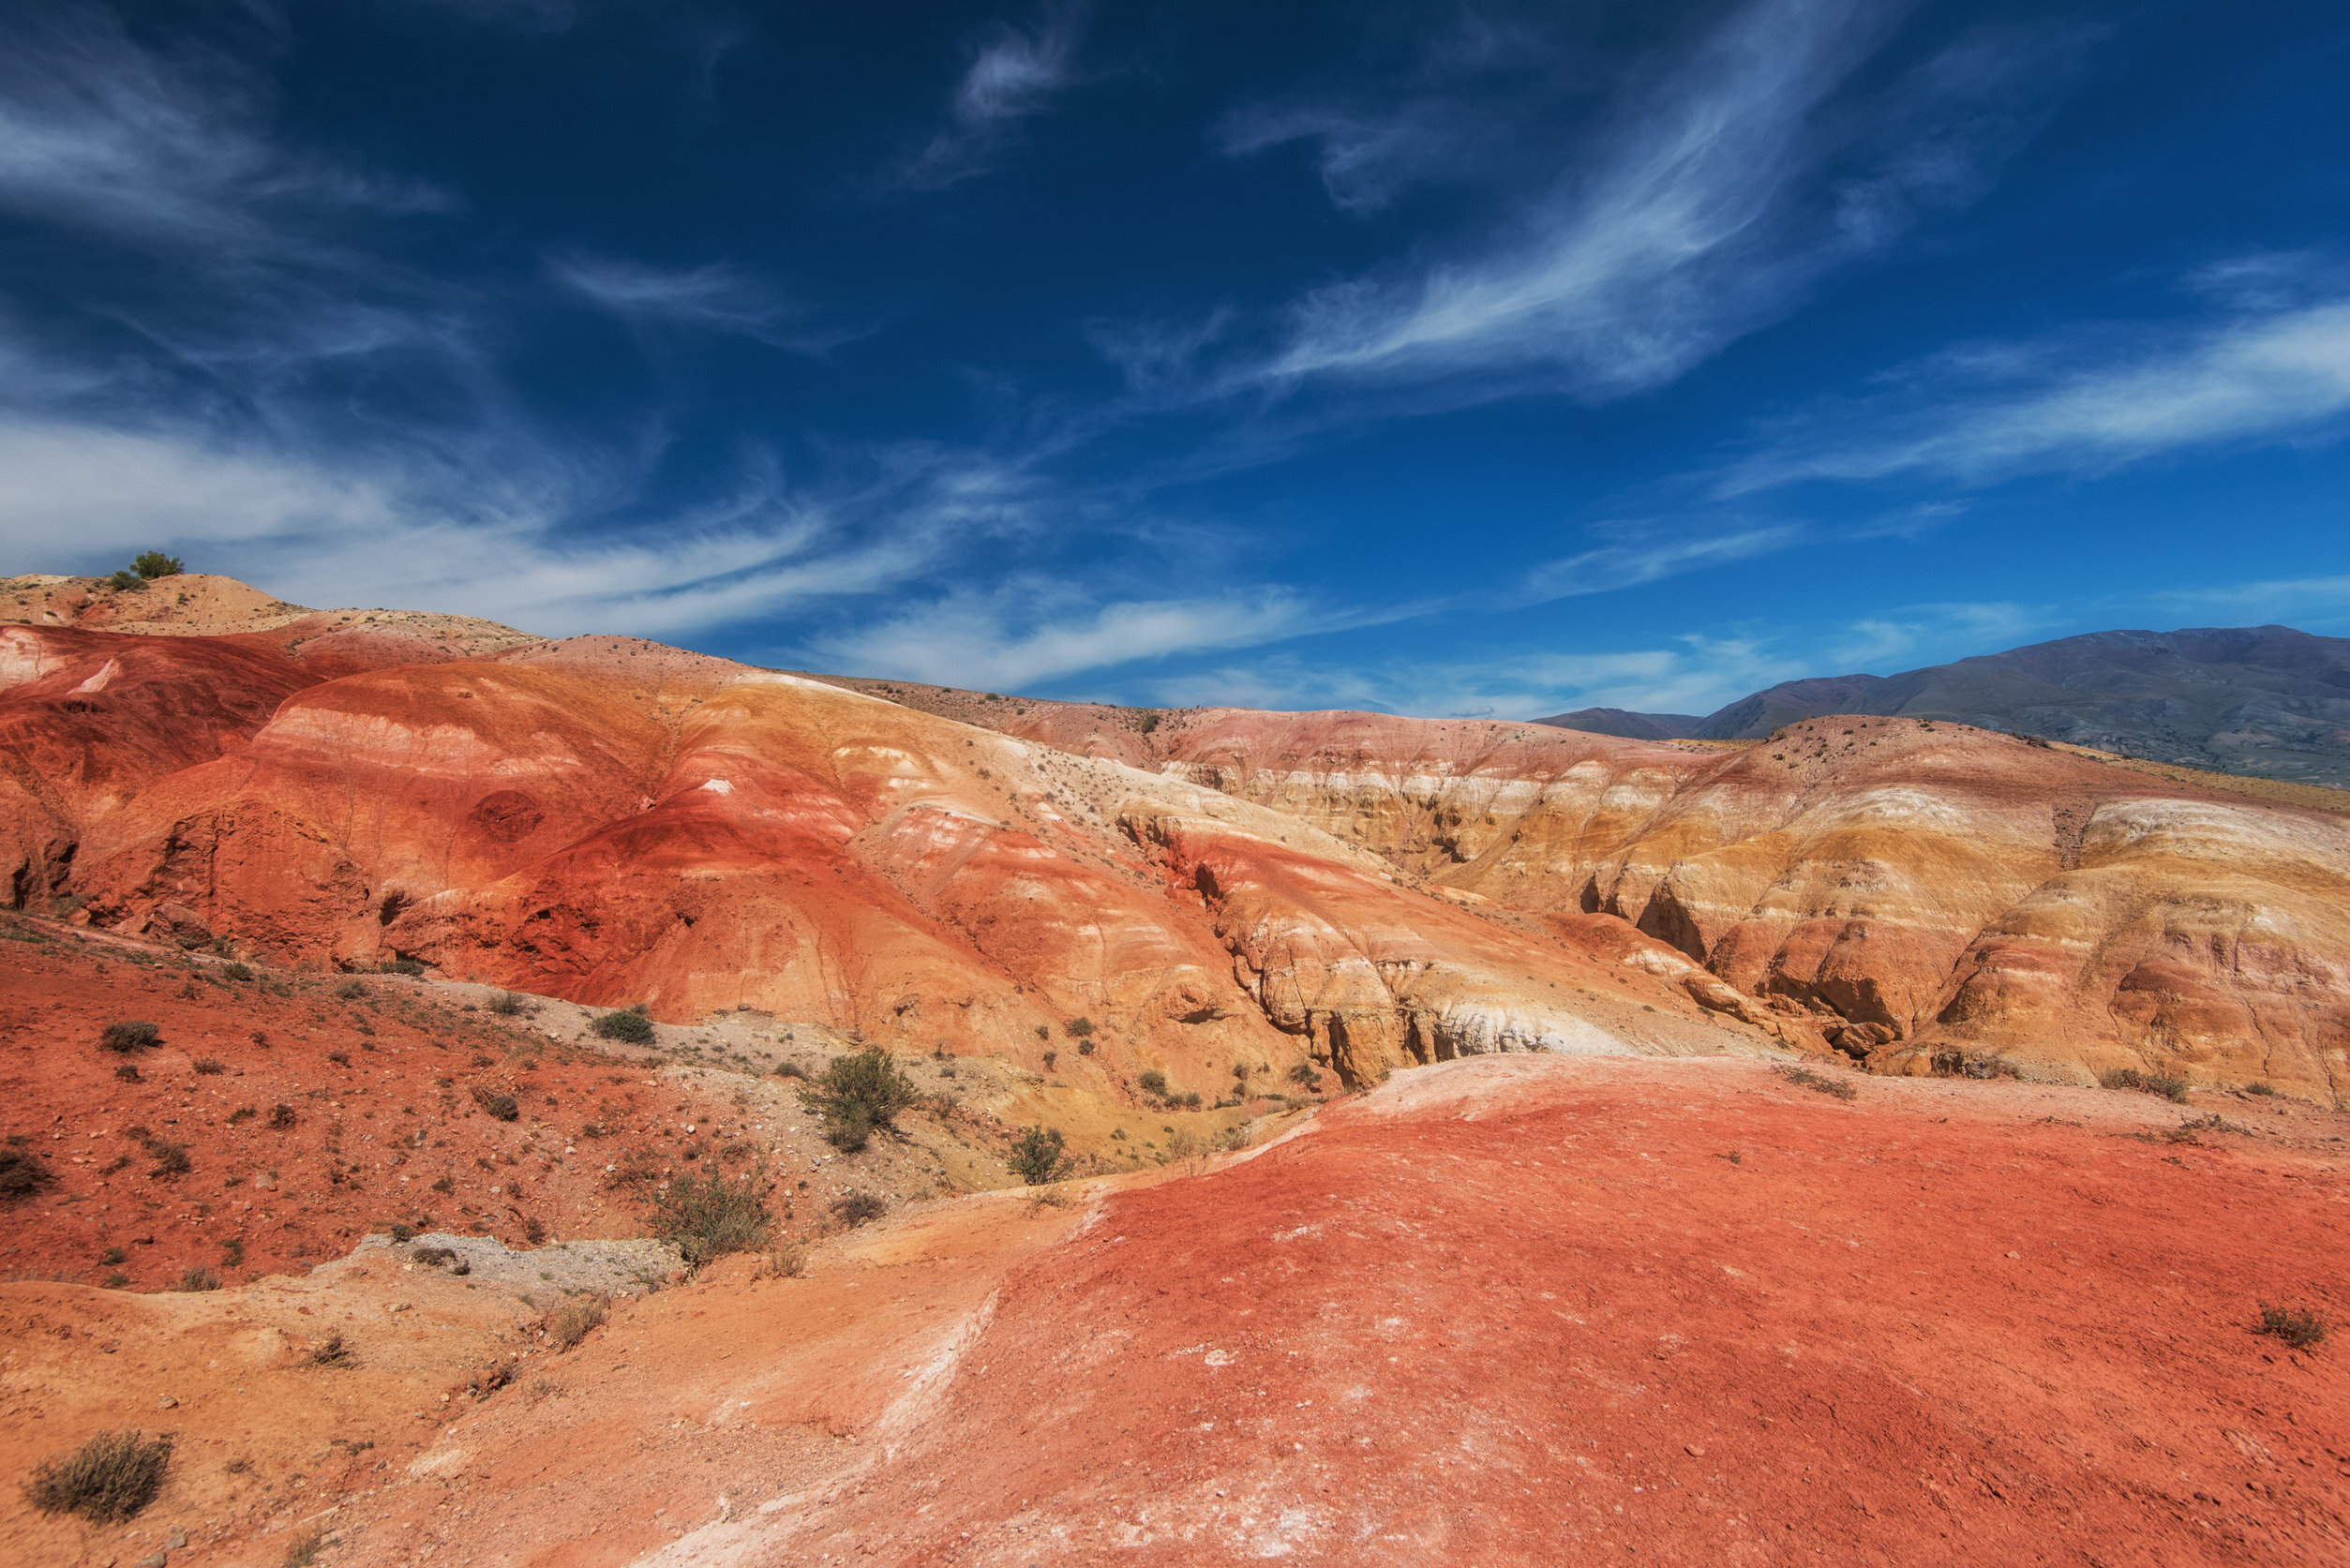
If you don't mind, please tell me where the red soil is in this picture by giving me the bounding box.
[239,1055,2346,1568]
[0,930,746,1291]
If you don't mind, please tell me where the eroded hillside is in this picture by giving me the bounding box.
[7,574,2349,1101]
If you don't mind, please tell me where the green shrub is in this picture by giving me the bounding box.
[1137,1068,1168,1098]
[2101,1067,2191,1104]
[486,991,529,1016]
[652,1168,772,1267]
[100,1020,160,1053]
[334,979,367,1000]
[2245,1081,2278,1097]
[106,569,145,591]
[220,962,254,981]
[377,958,425,977]
[1287,1061,1325,1092]
[1008,1126,1070,1185]
[20,1429,172,1523]
[131,551,184,579]
[1,1148,56,1202]
[591,1009,654,1044]
[801,1050,919,1152]
[1064,1017,1095,1038]
[470,1086,518,1122]
[2256,1303,2328,1351]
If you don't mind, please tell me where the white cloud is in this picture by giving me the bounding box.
[0,7,443,257]
[1726,294,2350,491]
[0,415,990,641]
[2152,573,2350,626]
[1519,523,1804,603]
[549,256,863,351]
[1237,0,2073,401]
[1168,635,1806,723]
[897,4,1086,190]
[803,582,1324,689]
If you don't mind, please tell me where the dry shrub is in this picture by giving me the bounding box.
[2101,1067,2191,1104]
[192,1056,226,1075]
[1777,1065,1860,1101]
[831,1191,886,1228]
[2256,1303,2329,1351]
[653,1166,773,1266]
[759,1243,808,1279]
[0,1147,55,1203]
[548,1294,608,1351]
[21,1429,172,1523]
[100,1020,160,1053]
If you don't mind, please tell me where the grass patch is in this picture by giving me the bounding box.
[20,1429,172,1523]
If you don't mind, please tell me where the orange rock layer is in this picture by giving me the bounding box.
[6,578,2347,1099]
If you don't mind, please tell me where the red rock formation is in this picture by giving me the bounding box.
[7,578,2347,1100]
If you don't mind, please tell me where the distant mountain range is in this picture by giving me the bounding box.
[1539,625,2350,787]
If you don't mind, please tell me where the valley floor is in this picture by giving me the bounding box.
[7,1053,2346,1566]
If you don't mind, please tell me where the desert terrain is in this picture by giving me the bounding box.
[5,572,2347,1566]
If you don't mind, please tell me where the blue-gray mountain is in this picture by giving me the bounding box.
[1541,626,2350,787]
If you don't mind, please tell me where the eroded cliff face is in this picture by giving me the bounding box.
[1,618,1732,1098]
[6,582,2347,1101]
[1130,711,2350,1098]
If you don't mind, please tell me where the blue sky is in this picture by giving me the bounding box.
[1,0,2346,718]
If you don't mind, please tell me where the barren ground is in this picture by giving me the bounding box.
[8,1048,2345,1567]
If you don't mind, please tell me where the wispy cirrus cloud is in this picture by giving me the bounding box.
[1720,287,2350,493]
[801,579,1350,690]
[549,256,866,351]
[896,3,1086,190]
[1221,0,2090,405]
[1519,521,1805,604]
[0,6,444,257]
